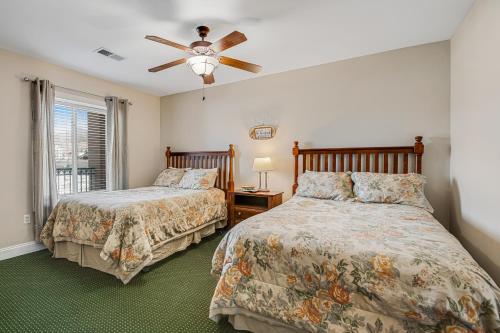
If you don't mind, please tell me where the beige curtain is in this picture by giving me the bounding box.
[32,80,57,240]
[105,97,128,190]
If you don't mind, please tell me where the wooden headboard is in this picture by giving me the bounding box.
[292,136,424,194]
[165,145,235,195]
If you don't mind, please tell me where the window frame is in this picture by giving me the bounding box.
[54,97,107,195]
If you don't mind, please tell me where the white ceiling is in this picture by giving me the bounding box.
[0,0,473,96]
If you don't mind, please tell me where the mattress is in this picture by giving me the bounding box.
[210,196,500,332]
[41,186,227,283]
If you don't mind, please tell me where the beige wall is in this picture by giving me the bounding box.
[0,48,161,248]
[450,0,500,284]
[161,41,451,226]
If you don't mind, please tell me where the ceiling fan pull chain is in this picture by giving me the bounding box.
[202,60,207,101]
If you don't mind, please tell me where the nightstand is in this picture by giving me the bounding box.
[228,190,283,228]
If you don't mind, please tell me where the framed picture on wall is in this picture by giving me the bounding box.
[249,125,276,140]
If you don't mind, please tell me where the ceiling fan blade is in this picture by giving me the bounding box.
[145,35,192,52]
[219,56,262,73]
[210,31,247,53]
[148,58,187,72]
[203,73,215,84]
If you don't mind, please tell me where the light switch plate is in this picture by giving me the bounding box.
[23,214,31,224]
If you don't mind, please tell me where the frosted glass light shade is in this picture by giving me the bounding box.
[187,55,219,76]
[253,157,274,172]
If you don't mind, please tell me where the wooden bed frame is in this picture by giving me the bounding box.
[165,144,235,197]
[50,146,235,282]
[292,136,424,194]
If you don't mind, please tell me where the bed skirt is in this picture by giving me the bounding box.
[211,308,302,333]
[53,218,227,281]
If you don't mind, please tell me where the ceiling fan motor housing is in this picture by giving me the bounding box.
[189,40,215,56]
[196,26,210,39]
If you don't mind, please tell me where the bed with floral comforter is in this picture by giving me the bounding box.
[41,186,226,283]
[210,196,500,332]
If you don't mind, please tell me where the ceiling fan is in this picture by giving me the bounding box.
[145,26,262,85]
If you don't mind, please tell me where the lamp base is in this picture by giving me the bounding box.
[257,171,271,192]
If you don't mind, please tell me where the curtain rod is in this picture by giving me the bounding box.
[22,77,133,106]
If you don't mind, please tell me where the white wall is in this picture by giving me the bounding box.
[161,41,451,226]
[450,0,500,284]
[0,48,162,248]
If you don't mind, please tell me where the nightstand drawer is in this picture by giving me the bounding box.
[234,207,264,224]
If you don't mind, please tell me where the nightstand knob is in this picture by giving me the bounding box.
[237,211,242,216]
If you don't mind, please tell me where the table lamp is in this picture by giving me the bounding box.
[253,157,274,192]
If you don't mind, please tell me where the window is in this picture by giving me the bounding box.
[54,97,107,195]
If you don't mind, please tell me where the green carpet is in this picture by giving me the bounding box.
[0,234,243,333]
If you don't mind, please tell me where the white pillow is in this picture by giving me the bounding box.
[178,168,218,190]
[296,171,353,200]
[153,168,186,187]
[351,172,434,212]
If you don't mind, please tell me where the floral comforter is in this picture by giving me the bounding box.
[41,186,226,283]
[210,196,500,332]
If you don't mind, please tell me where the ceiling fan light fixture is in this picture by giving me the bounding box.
[187,55,219,76]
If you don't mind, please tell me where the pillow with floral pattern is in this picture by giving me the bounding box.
[178,168,218,190]
[351,172,434,212]
[153,168,186,187]
[296,171,354,200]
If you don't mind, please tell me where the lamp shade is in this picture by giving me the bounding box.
[187,55,219,76]
[253,157,274,172]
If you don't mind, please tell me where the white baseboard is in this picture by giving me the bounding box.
[0,241,46,261]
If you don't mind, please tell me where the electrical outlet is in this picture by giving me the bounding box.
[23,214,31,224]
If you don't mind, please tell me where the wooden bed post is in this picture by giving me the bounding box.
[228,144,235,193]
[292,141,299,195]
[414,136,424,174]
[165,146,172,168]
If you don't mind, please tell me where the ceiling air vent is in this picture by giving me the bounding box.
[94,47,125,61]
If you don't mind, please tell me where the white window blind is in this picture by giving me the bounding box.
[54,98,107,195]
